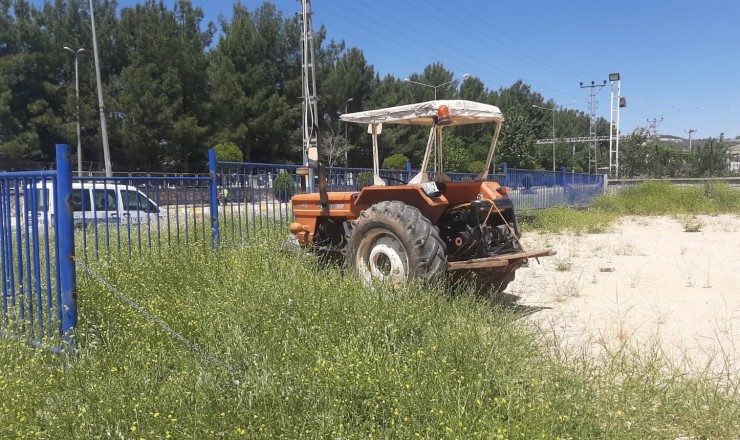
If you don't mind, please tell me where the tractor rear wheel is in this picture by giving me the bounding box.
[346,201,446,287]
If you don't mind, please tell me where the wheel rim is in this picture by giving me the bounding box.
[356,230,409,286]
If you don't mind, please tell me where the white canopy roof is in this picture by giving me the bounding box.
[339,100,503,126]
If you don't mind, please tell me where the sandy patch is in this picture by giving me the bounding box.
[513,214,740,374]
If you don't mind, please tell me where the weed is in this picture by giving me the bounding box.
[679,214,704,232]
[553,257,573,272]
[627,265,646,288]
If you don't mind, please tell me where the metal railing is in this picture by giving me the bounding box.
[0,147,75,351]
[214,160,606,244]
[0,148,606,352]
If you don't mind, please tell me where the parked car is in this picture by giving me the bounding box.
[31,181,164,228]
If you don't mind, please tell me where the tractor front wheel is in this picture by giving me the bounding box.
[346,201,446,287]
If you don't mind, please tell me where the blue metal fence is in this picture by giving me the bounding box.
[0,148,604,350]
[0,145,218,350]
[502,164,605,210]
[69,175,214,261]
[213,160,605,243]
[0,145,75,351]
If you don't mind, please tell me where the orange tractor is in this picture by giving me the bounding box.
[289,100,555,292]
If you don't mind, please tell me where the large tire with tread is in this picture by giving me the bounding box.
[346,201,447,286]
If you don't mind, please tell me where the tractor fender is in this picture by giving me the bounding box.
[353,186,449,224]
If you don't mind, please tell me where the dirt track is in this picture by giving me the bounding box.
[512,215,740,374]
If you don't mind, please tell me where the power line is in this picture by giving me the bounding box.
[447,0,598,81]
[314,3,581,102]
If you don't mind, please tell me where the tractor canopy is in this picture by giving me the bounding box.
[340,100,505,184]
[339,100,503,126]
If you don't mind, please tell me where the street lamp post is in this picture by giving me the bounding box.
[403,73,470,100]
[344,98,353,166]
[532,104,556,172]
[403,74,470,172]
[64,46,85,176]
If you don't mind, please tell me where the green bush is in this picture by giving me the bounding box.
[357,171,374,189]
[213,142,243,162]
[382,154,409,170]
[468,160,486,174]
[272,172,296,202]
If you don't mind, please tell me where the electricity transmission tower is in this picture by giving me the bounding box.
[646,117,663,137]
[580,80,606,173]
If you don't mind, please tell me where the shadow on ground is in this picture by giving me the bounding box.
[477,291,552,317]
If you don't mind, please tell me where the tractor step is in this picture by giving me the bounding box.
[447,249,557,271]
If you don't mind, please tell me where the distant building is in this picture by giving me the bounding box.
[658,134,686,144]
[728,144,740,173]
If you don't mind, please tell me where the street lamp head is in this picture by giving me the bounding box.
[462,73,470,79]
[64,46,86,55]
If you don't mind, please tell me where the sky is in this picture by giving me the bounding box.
[112,0,740,139]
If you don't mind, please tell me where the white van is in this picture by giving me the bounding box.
[31,181,164,228]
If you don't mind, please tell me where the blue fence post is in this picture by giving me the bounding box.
[502,162,509,187]
[55,144,77,350]
[406,161,412,182]
[561,166,568,205]
[208,149,219,249]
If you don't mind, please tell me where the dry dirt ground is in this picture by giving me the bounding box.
[511,214,740,375]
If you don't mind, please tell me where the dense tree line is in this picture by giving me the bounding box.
[4,0,728,177]
[617,129,731,178]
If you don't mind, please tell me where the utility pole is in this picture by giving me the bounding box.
[684,128,697,151]
[64,46,85,176]
[532,104,556,171]
[646,117,663,137]
[89,0,112,177]
[580,80,606,173]
[344,97,353,166]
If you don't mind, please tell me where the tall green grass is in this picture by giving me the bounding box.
[593,181,740,216]
[522,181,740,233]
[2,237,739,438]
